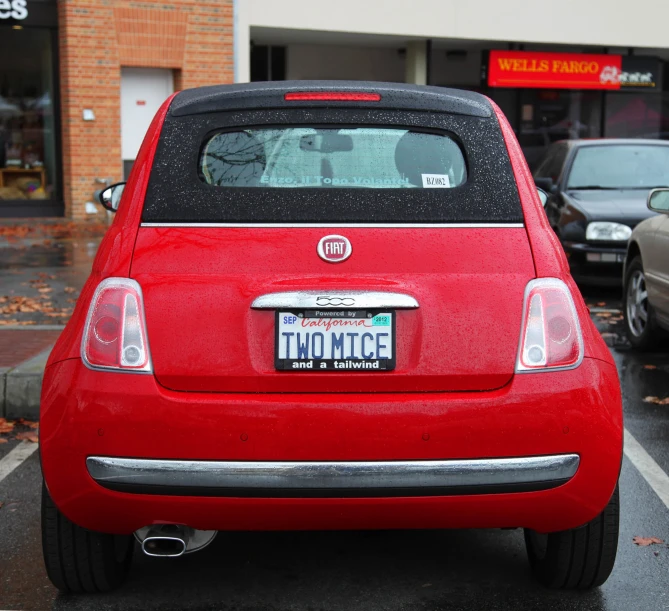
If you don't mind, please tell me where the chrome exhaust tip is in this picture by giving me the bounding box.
[135,525,216,557]
[142,534,187,558]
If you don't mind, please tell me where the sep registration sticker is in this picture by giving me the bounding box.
[422,174,451,188]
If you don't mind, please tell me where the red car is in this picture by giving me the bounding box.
[40,82,622,593]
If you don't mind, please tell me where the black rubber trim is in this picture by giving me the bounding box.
[93,478,570,498]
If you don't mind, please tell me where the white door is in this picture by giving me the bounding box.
[121,68,174,177]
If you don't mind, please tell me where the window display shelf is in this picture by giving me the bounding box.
[0,168,46,188]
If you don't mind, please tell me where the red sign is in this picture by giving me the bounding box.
[488,51,622,90]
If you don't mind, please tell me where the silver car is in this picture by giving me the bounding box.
[624,189,669,348]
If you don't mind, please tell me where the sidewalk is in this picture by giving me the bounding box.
[0,329,60,419]
[0,223,102,418]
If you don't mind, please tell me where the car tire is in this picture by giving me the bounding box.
[524,485,619,590]
[41,481,134,593]
[623,257,662,349]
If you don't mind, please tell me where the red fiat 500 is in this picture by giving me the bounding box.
[40,82,622,593]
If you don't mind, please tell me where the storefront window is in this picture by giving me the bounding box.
[0,28,57,206]
[604,93,668,139]
[517,90,602,170]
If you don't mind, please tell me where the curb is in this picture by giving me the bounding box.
[0,347,53,420]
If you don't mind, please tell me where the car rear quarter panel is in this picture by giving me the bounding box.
[490,100,614,367]
[46,93,178,368]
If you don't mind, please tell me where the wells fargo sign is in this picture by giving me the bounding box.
[488,51,627,90]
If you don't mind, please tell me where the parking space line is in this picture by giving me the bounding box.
[624,428,669,510]
[0,442,39,485]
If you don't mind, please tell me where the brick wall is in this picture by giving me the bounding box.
[58,0,234,220]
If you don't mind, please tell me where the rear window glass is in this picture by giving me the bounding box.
[199,128,467,189]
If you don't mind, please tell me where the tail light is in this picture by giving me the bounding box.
[516,278,583,373]
[82,278,152,373]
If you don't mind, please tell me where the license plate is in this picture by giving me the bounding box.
[586,253,626,263]
[275,310,395,371]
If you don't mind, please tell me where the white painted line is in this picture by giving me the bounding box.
[0,442,39,485]
[624,428,669,510]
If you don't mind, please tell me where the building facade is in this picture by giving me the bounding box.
[3,0,669,219]
[241,0,669,169]
[0,0,233,219]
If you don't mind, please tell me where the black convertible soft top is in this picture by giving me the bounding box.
[142,81,523,224]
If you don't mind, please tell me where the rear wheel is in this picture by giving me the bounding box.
[524,485,619,589]
[41,481,134,593]
[624,257,661,349]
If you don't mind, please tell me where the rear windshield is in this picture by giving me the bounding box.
[143,107,523,224]
[200,128,467,189]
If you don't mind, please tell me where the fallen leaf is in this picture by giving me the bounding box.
[644,365,657,370]
[0,319,37,326]
[643,396,669,405]
[37,287,52,294]
[0,225,31,238]
[64,286,77,294]
[633,536,664,546]
[0,438,7,444]
[0,501,3,509]
[16,418,39,429]
[0,421,15,434]
[597,312,612,318]
[14,432,38,443]
[597,302,606,306]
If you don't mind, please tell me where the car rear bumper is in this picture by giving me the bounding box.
[40,357,622,535]
[86,454,580,497]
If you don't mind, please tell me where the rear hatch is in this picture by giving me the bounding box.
[132,83,533,393]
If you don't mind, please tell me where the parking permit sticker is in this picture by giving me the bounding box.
[422,174,451,188]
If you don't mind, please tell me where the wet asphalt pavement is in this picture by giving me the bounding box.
[1,240,669,610]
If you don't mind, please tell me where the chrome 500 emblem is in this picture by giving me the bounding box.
[317,235,352,263]
[315,296,355,307]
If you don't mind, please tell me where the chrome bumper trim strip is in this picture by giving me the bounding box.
[87,454,579,498]
[251,290,419,310]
